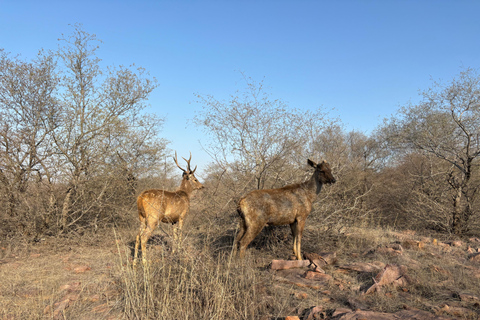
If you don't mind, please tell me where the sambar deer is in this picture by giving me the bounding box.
[133,152,204,267]
[234,159,336,260]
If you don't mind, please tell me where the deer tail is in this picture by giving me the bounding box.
[137,194,146,221]
[236,198,246,219]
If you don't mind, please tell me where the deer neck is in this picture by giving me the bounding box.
[178,178,193,196]
[304,171,323,197]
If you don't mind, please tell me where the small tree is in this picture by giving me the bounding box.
[382,68,480,234]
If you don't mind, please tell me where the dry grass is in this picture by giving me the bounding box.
[1,208,480,319]
[0,234,122,319]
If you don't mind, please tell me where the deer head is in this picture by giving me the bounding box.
[174,152,204,190]
[308,159,336,184]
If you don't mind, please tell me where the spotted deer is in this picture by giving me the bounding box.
[133,152,204,266]
[234,159,336,260]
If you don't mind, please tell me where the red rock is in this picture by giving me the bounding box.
[338,261,385,273]
[270,259,310,270]
[450,240,463,247]
[292,291,308,299]
[303,306,324,320]
[458,292,480,303]
[303,270,331,281]
[430,265,452,276]
[59,282,81,292]
[469,252,480,262]
[92,303,110,314]
[464,265,480,278]
[53,298,73,318]
[365,264,408,294]
[285,316,300,320]
[43,305,51,315]
[366,244,403,256]
[274,269,330,290]
[402,240,425,250]
[437,304,477,318]
[332,307,452,319]
[88,294,101,302]
[73,265,91,273]
[322,252,337,264]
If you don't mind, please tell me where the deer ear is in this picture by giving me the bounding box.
[307,159,317,167]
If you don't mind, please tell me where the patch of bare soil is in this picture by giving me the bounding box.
[0,235,125,319]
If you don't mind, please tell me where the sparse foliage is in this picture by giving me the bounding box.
[0,25,166,237]
[194,74,335,196]
[381,68,480,234]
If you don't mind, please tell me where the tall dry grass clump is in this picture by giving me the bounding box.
[116,238,270,320]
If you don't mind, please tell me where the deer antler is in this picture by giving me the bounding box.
[174,151,187,173]
[182,152,197,173]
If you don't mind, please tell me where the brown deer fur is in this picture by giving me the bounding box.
[133,152,204,266]
[234,159,336,260]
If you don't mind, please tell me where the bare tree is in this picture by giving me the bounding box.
[381,68,480,234]
[194,75,333,194]
[0,25,167,236]
[0,49,59,233]
[51,25,161,232]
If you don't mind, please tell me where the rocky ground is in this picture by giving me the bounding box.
[1,228,480,319]
[269,232,480,319]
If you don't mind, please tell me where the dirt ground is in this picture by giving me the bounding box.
[0,232,129,320]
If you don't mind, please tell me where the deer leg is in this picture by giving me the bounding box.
[295,219,306,260]
[172,218,183,254]
[238,223,264,259]
[290,221,299,258]
[173,220,182,242]
[140,226,154,266]
[233,219,246,256]
[133,230,142,267]
[133,220,146,268]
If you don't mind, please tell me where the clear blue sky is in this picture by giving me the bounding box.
[1,0,480,176]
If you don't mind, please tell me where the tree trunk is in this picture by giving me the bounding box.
[452,187,463,234]
[452,183,474,235]
[61,187,73,231]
